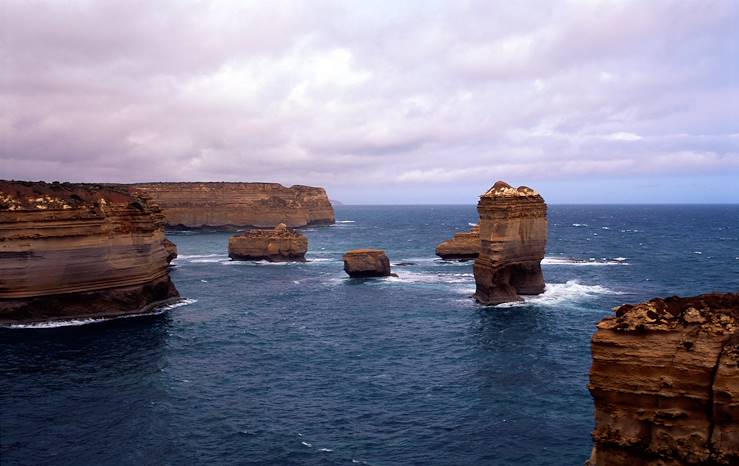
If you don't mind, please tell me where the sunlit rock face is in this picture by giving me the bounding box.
[130,182,335,229]
[435,225,480,261]
[228,223,308,262]
[343,249,393,278]
[472,181,547,305]
[587,293,739,466]
[0,181,179,324]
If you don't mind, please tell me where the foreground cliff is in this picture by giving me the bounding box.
[588,293,739,466]
[473,181,547,305]
[0,181,179,324]
[130,182,335,229]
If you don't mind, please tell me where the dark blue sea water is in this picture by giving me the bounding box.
[2,205,738,466]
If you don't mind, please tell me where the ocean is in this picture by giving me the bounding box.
[1,205,738,465]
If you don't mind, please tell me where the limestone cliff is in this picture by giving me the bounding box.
[0,181,179,324]
[228,224,308,262]
[588,293,739,466]
[130,182,335,229]
[473,181,547,305]
[435,225,480,261]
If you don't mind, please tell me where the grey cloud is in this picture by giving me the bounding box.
[1,0,738,199]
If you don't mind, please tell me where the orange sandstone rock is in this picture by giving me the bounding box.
[435,225,480,261]
[130,182,335,229]
[343,249,392,278]
[228,223,308,262]
[473,181,547,305]
[587,293,739,466]
[0,180,179,324]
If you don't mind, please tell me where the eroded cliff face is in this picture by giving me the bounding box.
[435,225,480,261]
[473,181,547,305]
[130,182,335,229]
[0,181,179,324]
[588,293,739,466]
[228,223,308,262]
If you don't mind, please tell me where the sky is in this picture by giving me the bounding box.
[1,0,738,204]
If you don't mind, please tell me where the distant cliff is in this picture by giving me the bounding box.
[130,182,335,229]
[0,181,179,324]
[588,293,739,465]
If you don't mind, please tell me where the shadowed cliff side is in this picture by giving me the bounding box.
[130,182,335,229]
[0,181,179,324]
[473,181,547,305]
[588,293,739,466]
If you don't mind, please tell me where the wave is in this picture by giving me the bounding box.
[495,280,621,308]
[468,222,478,227]
[571,223,588,227]
[541,256,629,266]
[335,220,356,223]
[176,253,225,260]
[4,299,198,329]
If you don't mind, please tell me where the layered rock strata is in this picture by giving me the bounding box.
[473,181,547,305]
[343,249,393,278]
[0,181,179,324]
[436,225,480,261]
[130,182,335,229]
[228,223,308,262]
[163,238,178,264]
[588,293,739,466]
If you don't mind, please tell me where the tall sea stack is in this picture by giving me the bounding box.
[0,181,179,324]
[473,181,547,305]
[588,293,739,466]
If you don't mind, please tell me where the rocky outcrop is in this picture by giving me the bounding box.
[0,181,179,324]
[436,225,480,261]
[473,181,547,305]
[228,223,308,262]
[343,249,393,278]
[130,182,335,229]
[163,238,178,264]
[588,293,739,466]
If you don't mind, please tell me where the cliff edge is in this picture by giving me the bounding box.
[130,182,335,229]
[588,293,739,465]
[0,181,179,324]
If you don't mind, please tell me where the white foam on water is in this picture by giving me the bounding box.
[495,281,621,308]
[571,223,588,227]
[541,256,629,266]
[222,260,291,266]
[175,253,225,260]
[383,271,475,287]
[4,299,198,329]
[190,257,230,263]
[335,220,356,223]
[468,222,478,227]
[301,441,312,447]
[693,251,703,254]
[318,448,333,452]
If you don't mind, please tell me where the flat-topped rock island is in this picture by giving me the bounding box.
[228,224,308,262]
[0,181,180,325]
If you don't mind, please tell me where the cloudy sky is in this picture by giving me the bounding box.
[2,0,738,203]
